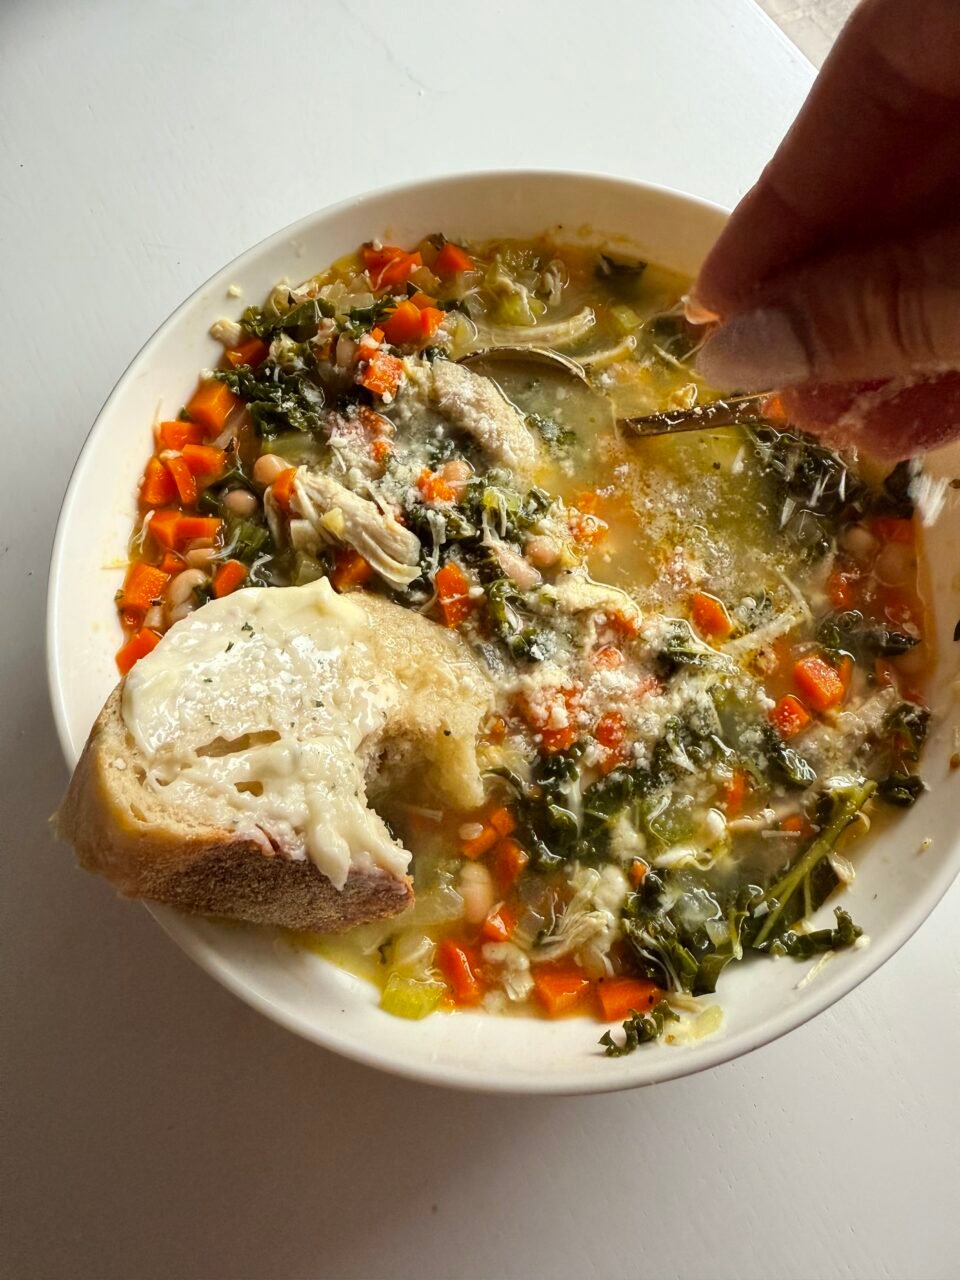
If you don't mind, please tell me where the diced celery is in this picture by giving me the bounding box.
[267,432,328,466]
[293,551,326,586]
[611,303,642,335]
[379,972,445,1021]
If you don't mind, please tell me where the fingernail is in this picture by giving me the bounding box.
[683,294,718,325]
[696,307,811,391]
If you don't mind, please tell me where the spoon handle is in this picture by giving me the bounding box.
[621,393,771,438]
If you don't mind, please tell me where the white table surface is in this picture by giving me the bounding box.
[3,3,958,1278]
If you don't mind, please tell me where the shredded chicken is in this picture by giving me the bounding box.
[407,359,541,476]
[295,471,422,588]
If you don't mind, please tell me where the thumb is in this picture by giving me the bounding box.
[695,223,960,392]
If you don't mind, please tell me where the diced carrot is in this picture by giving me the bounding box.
[139,456,177,507]
[493,837,529,889]
[868,515,914,544]
[594,710,626,750]
[417,467,457,505]
[185,380,238,436]
[436,938,483,1005]
[827,568,859,610]
[330,549,374,592]
[116,627,162,675]
[722,768,749,817]
[118,562,169,612]
[435,562,474,627]
[793,655,846,711]
[164,453,198,506]
[158,420,205,450]
[147,508,184,550]
[461,824,498,860]
[358,350,405,398]
[371,438,393,465]
[533,966,591,1017]
[489,807,516,837]
[690,591,733,641]
[181,442,227,481]
[596,977,660,1022]
[576,491,599,514]
[224,337,268,369]
[629,859,648,887]
[119,607,142,631]
[781,813,814,838]
[409,291,436,310]
[271,466,298,513]
[176,515,222,545]
[481,905,516,943]
[770,693,812,739]
[159,550,184,574]
[361,245,423,289]
[593,644,624,669]
[540,724,577,753]
[605,610,641,640]
[433,242,473,278]
[381,300,425,346]
[212,559,248,598]
[419,306,445,339]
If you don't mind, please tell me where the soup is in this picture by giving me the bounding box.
[115,233,931,1051]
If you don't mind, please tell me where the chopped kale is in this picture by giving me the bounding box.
[599,1000,678,1056]
[240,295,335,339]
[526,411,576,456]
[216,364,326,436]
[877,772,925,807]
[766,907,862,959]
[761,725,818,789]
[817,609,919,660]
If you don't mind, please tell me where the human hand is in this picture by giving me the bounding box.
[690,0,960,458]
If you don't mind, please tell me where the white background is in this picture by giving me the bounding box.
[3,3,958,1278]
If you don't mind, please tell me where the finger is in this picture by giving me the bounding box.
[695,222,960,390]
[778,373,960,460]
[692,0,960,317]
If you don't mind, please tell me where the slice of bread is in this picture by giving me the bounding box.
[56,580,493,933]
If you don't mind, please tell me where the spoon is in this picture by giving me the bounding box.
[458,345,770,438]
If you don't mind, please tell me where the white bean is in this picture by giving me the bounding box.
[222,488,259,517]
[165,567,208,608]
[186,546,218,569]
[253,453,290,486]
[874,541,915,587]
[840,523,878,565]
[459,862,495,925]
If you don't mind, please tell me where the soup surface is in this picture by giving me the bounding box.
[116,234,932,1051]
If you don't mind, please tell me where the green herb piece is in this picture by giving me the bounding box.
[526,411,576,456]
[766,907,862,959]
[762,726,818,789]
[241,296,335,339]
[216,365,326,436]
[877,772,925,806]
[817,609,918,660]
[599,1000,678,1056]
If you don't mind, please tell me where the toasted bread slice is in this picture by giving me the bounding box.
[56,580,493,933]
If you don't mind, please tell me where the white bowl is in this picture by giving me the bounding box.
[47,171,960,1093]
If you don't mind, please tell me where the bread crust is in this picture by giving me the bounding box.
[56,687,413,932]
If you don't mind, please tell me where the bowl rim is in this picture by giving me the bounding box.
[46,168,960,1094]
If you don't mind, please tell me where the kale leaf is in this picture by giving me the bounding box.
[816,609,918,660]
[766,907,862,959]
[877,772,926,807]
[599,1000,678,1056]
[215,365,326,436]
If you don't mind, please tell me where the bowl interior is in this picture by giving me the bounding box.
[48,171,960,1092]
